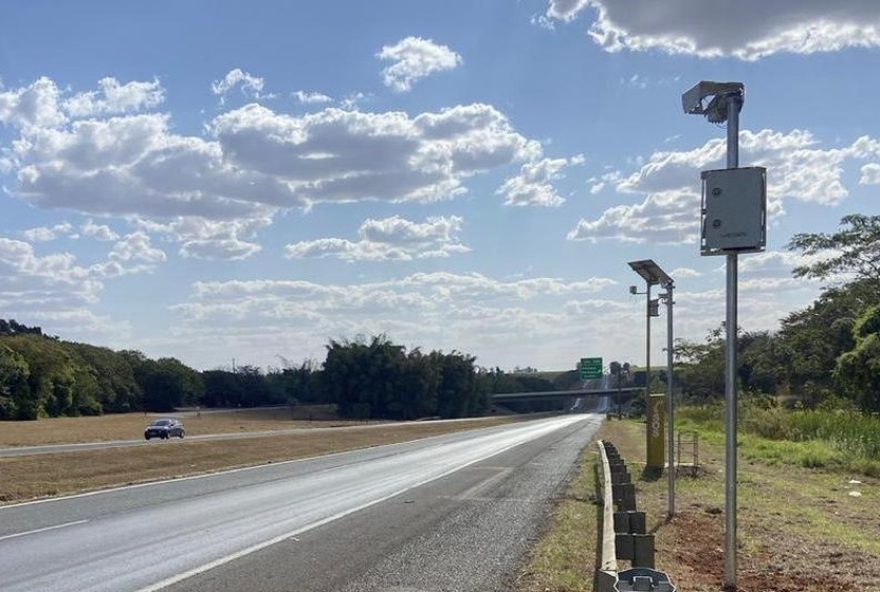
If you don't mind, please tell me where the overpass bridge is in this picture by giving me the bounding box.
[490,387,642,404]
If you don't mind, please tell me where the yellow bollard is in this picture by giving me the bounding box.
[646,394,666,470]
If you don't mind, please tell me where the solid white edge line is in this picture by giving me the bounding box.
[132,415,591,592]
[0,414,589,511]
[0,519,88,542]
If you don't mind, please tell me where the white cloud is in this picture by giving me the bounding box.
[135,216,270,261]
[568,130,880,244]
[859,162,880,185]
[285,215,469,261]
[0,77,66,129]
[545,0,590,23]
[0,232,164,338]
[293,90,333,104]
[339,92,369,110]
[497,154,584,207]
[670,267,701,279]
[211,68,267,104]
[107,231,166,265]
[23,222,74,242]
[81,219,120,241]
[547,0,880,61]
[3,77,551,262]
[212,102,541,206]
[377,36,462,92]
[168,271,618,367]
[64,77,164,117]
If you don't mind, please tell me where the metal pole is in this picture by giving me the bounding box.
[723,91,742,590]
[666,281,675,518]
[645,282,651,461]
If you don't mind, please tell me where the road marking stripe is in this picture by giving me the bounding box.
[132,417,590,592]
[0,519,88,542]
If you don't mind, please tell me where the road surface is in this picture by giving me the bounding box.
[0,412,603,592]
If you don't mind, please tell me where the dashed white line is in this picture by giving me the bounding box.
[0,519,88,542]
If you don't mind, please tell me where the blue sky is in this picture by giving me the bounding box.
[1,1,878,370]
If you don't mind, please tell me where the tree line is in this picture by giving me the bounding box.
[0,327,564,421]
[674,214,880,413]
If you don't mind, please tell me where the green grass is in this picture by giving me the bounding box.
[515,450,600,592]
[678,403,880,477]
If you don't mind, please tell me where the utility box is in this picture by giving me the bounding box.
[700,167,766,255]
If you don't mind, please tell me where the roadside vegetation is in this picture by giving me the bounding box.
[679,401,880,477]
[517,417,880,592]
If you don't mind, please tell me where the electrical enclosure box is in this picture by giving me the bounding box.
[700,167,766,256]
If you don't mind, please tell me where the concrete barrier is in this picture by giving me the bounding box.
[596,440,676,592]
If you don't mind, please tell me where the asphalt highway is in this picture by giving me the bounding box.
[0,412,603,592]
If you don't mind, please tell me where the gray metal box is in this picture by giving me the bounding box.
[700,167,766,255]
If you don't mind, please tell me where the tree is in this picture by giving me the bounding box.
[137,357,204,412]
[788,214,880,283]
[835,305,880,413]
[777,279,878,401]
[0,344,30,419]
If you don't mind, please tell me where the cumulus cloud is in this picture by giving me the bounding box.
[211,68,267,104]
[64,77,164,117]
[293,90,333,104]
[135,216,270,261]
[23,222,75,242]
[670,267,701,279]
[546,0,590,23]
[568,130,880,244]
[285,215,469,261]
[2,76,554,262]
[377,36,462,92]
[544,0,880,60]
[81,219,120,241]
[860,162,880,185]
[497,154,584,207]
[0,231,165,337]
[211,102,541,206]
[0,77,66,129]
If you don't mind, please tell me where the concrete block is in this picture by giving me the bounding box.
[612,483,636,511]
[613,511,629,533]
[611,471,631,485]
[633,534,655,569]
[615,533,634,560]
[628,511,646,534]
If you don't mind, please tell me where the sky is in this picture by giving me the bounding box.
[0,0,878,371]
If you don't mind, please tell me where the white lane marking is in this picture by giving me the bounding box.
[132,416,591,592]
[0,519,88,542]
[0,415,593,511]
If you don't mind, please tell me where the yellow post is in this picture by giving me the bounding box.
[646,393,666,470]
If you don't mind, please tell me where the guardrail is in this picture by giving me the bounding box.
[596,440,677,592]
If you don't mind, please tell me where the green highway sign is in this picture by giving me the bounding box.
[580,357,603,380]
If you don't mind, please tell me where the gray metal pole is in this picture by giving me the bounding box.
[645,282,651,460]
[666,281,675,518]
[723,92,742,589]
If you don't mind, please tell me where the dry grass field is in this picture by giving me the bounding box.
[0,405,367,447]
